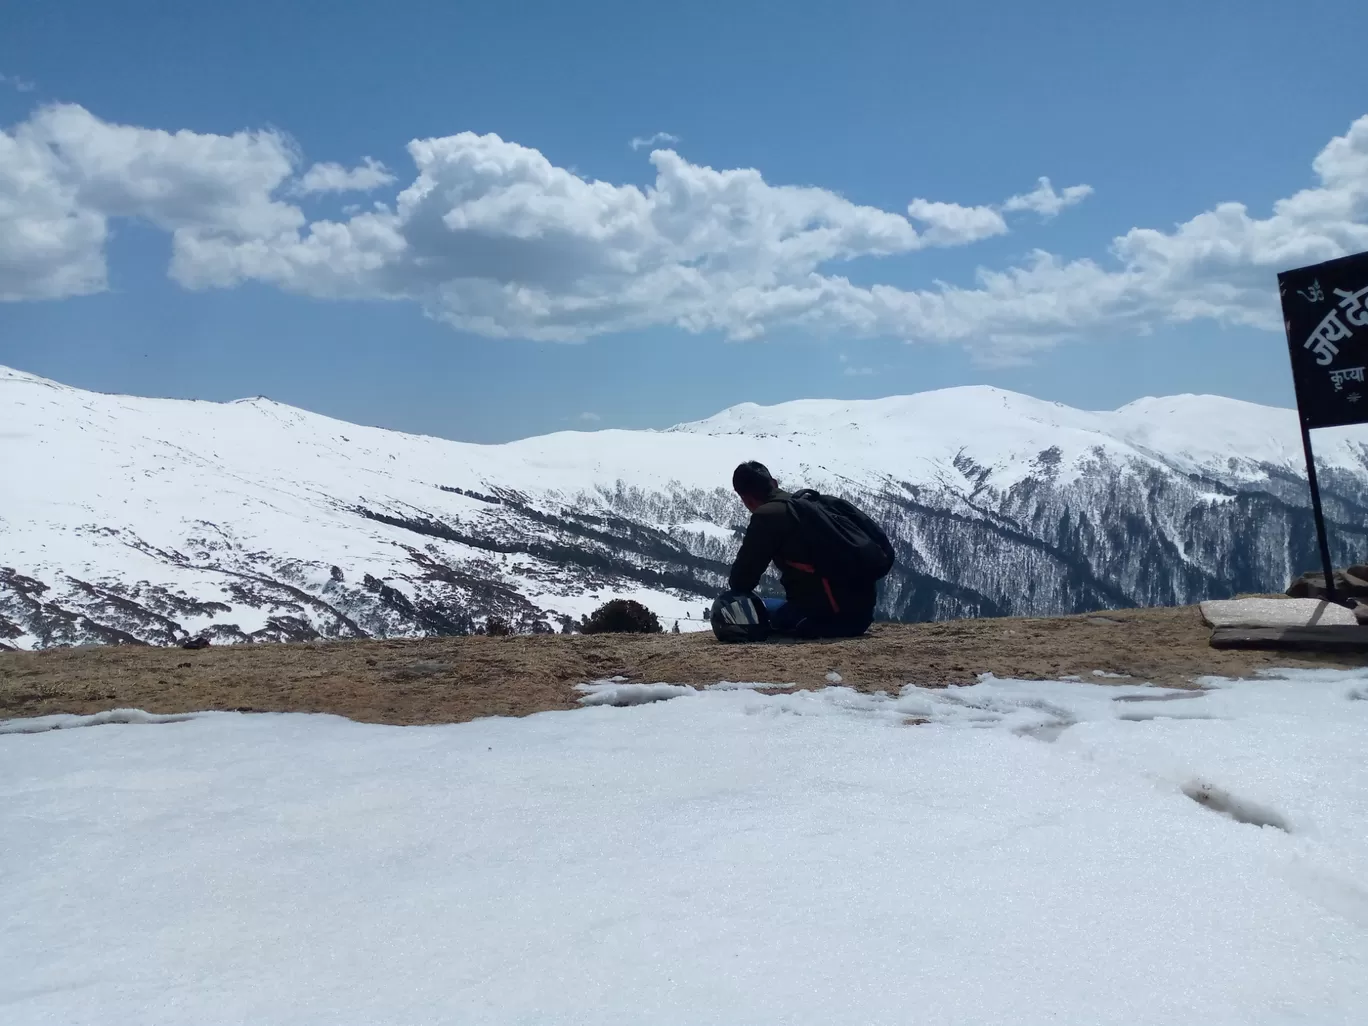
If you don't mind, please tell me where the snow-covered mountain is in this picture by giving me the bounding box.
[4,365,1368,650]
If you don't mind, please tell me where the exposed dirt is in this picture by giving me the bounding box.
[4,604,1366,726]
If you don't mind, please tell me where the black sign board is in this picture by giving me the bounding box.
[1279,251,1368,430]
[1277,249,1368,602]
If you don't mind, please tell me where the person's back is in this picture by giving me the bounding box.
[722,461,894,639]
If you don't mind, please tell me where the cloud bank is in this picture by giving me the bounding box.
[3,102,1367,358]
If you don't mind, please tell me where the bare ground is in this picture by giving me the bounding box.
[3,604,1366,726]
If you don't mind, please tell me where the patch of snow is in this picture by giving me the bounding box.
[0,708,200,735]
[671,518,737,541]
[575,681,696,706]
[2,671,1367,1022]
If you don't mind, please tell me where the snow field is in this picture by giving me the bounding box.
[2,671,1367,1024]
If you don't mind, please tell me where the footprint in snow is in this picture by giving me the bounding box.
[1181,779,1291,832]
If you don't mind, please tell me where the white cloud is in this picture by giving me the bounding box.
[576,411,602,423]
[0,103,299,300]
[838,352,876,376]
[1002,176,1094,218]
[0,124,106,300]
[4,103,1368,362]
[0,72,35,93]
[629,132,679,151]
[907,198,1008,246]
[296,158,395,194]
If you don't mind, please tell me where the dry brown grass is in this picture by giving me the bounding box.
[4,604,1365,726]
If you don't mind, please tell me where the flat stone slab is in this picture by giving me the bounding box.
[1200,597,1356,629]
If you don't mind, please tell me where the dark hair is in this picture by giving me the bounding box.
[732,461,776,500]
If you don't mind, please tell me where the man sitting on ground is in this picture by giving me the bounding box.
[718,461,895,641]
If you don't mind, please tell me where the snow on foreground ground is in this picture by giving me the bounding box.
[3,673,1368,1025]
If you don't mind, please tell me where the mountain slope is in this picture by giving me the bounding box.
[3,365,1367,650]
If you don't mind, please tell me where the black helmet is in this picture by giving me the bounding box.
[710,591,771,643]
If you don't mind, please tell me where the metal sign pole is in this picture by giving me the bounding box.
[1296,420,1338,603]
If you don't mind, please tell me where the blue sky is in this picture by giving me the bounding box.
[2,0,1366,442]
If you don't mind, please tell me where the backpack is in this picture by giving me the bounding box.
[783,490,894,585]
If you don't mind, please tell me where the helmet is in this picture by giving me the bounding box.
[710,591,771,643]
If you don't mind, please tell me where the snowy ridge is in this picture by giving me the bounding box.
[4,365,1368,649]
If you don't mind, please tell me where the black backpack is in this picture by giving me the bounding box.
[784,490,895,585]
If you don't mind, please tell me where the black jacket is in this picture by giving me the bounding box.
[728,488,887,620]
